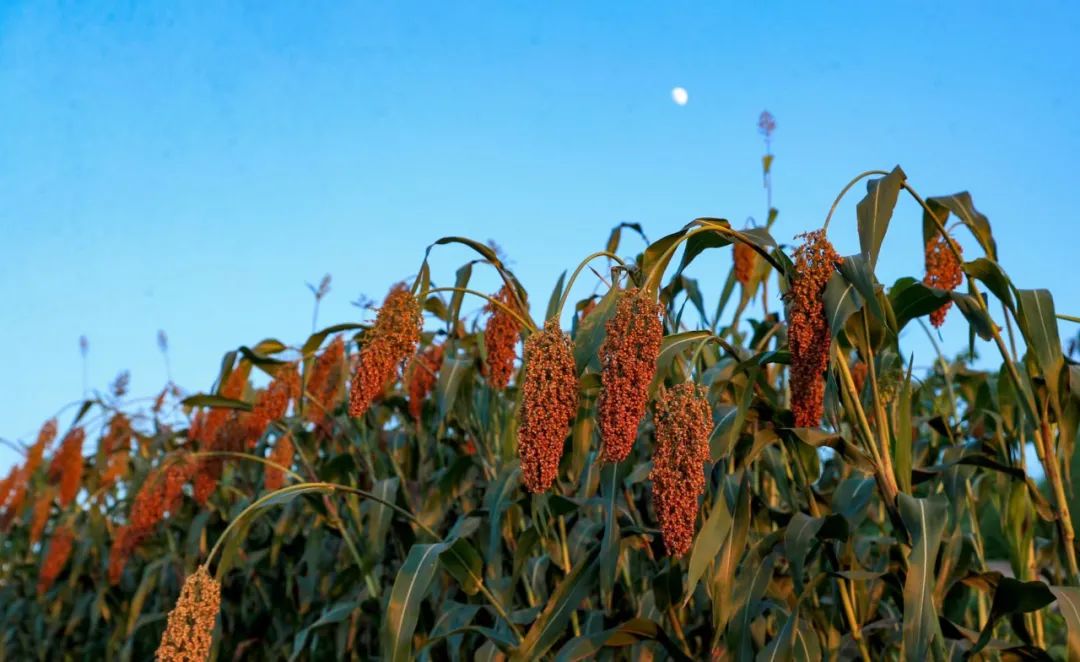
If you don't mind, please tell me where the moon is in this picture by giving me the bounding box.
[671,87,688,106]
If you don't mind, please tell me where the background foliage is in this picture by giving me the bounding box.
[3,156,1080,661]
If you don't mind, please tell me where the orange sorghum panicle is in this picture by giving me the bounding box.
[30,488,53,543]
[518,319,579,493]
[483,285,522,389]
[923,232,963,328]
[38,525,74,594]
[264,434,295,491]
[407,343,443,420]
[100,415,132,490]
[598,289,663,463]
[650,383,712,557]
[349,284,422,417]
[193,417,245,506]
[156,565,221,662]
[734,241,757,286]
[0,465,17,512]
[108,526,133,585]
[109,458,195,584]
[247,363,300,448]
[51,427,84,507]
[306,336,347,427]
[787,229,841,428]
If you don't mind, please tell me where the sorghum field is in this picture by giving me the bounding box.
[3,160,1080,660]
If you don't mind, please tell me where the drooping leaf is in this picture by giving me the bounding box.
[823,271,864,338]
[971,578,1055,655]
[889,277,949,330]
[856,165,905,270]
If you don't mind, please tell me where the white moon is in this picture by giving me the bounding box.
[671,87,688,106]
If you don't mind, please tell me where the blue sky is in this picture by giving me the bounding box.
[2,2,1078,469]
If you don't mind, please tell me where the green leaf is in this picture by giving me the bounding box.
[823,271,863,338]
[894,359,915,493]
[384,542,449,662]
[642,228,688,294]
[971,578,1055,655]
[546,270,567,322]
[832,477,875,525]
[1016,289,1064,416]
[856,165,905,269]
[599,463,621,610]
[951,292,995,341]
[516,548,600,661]
[1050,586,1080,661]
[675,220,733,276]
[181,394,252,411]
[838,255,885,324]
[964,258,1015,313]
[649,330,712,395]
[368,477,400,552]
[785,513,824,594]
[756,605,800,662]
[448,262,474,327]
[573,284,619,374]
[713,475,752,629]
[553,618,691,662]
[889,277,948,330]
[684,489,732,601]
[301,323,365,356]
[440,538,484,596]
[898,493,949,662]
[925,192,996,260]
[436,354,472,418]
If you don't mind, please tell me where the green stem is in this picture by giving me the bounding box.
[427,287,537,333]
[821,170,890,232]
[554,251,627,319]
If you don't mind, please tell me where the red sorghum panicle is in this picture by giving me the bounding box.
[0,466,16,512]
[349,284,422,417]
[650,383,712,557]
[110,457,196,583]
[407,343,443,420]
[306,336,346,426]
[193,417,245,505]
[100,415,132,490]
[518,319,579,493]
[38,526,74,594]
[598,289,663,463]
[734,241,757,286]
[156,565,221,662]
[50,427,84,507]
[247,364,299,448]
[923,232,963,328]
[264,434,295,491]
[30,488,53,544]
[484,285,522,389]
[787,229,841,428]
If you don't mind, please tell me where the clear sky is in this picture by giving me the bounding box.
[2,2,1078,470]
